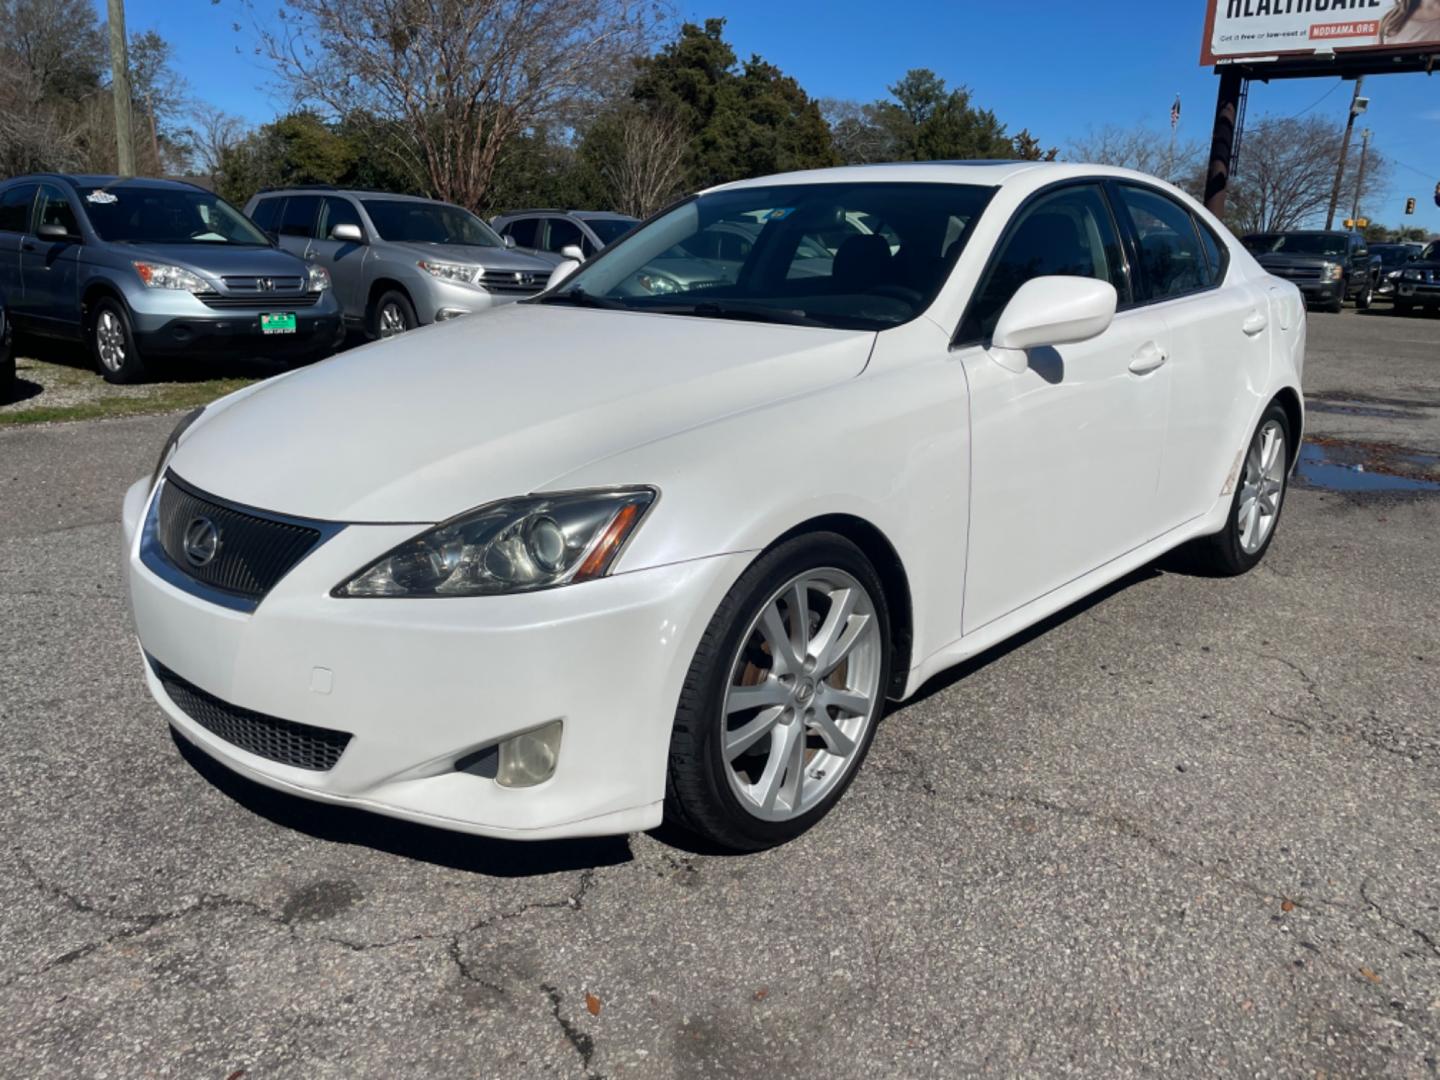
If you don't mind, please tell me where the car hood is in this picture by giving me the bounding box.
[384,241,553,272]
[169,302,875,522]
[117,243,308,278]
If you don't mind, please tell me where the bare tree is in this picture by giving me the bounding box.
[598,106,687,217]
[247,0,667,210]
[820,98,896,165]
[1066,123,1205,190]
[1225,115,1390,234]
[186,103,249,177]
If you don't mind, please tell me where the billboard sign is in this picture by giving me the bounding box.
[1202,1,1440,64]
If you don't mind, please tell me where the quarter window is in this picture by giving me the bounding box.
[1194,216,1228,285]
[960,184,1128,343]
[1115,185,1209,301]
[0,185,38,234]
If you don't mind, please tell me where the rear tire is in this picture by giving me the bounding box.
[0,306,15,403]
[370,290,416,340]
[665,533,892,852]
[1190,402,1292,577]
[90,297,148,384]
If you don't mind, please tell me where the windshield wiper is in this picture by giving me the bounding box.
[651,300,831,328]
[536,287,630,310]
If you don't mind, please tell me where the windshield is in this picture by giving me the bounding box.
[585,217,637,246]
[1424,242,1438,262]
[82,186,269,245]
[1371,245,1415,268]
[536,182,995,332]
[361,199,500,246]
[1248,233,1348,258]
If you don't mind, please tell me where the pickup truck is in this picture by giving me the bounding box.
[1392,239,1440,316]
[1241,230,1376,313]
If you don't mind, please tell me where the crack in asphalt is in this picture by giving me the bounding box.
[541,982,602,1080]
[1360,878,1440,962]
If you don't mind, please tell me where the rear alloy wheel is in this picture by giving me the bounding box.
[371,290,416,339]
[91,298,147,384]
[1191,403,1291,576]
[666,534,891,851]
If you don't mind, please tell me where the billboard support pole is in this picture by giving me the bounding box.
[1204,67,1243,219]
[1325,77,1365,230]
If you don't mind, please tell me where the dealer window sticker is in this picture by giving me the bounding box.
[85,191,118,205]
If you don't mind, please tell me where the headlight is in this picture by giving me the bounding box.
[150,407,205,490]
[1403,269,1423,281]
[1321,263,1343,282]
[306,264,331,292]
[334,488,656,598]
[417,260,479,284]
[636,272,680,295]
[133,262,215,294]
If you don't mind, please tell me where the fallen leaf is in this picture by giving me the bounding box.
[226,1072,247,1080]
[753,987,769,1001]
[585,992,602,1016]
[1360,967,1381,984]
[1281,900,1296,913]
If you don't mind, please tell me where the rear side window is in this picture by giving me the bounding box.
[278,195,320,238]
[1115,185,1208,301]
[0,185,38,234]
[960,183,1128,343]
[36,185,78,235]
[249,197,282,232]
[502,218,539,248]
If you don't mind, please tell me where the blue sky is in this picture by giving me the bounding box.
[112,0,1439,232]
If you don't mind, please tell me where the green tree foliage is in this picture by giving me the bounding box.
[622,19,836,191]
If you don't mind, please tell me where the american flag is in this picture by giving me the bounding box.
[1170,95,1182,131]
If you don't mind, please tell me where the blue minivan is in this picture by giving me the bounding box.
[0,175,343,384]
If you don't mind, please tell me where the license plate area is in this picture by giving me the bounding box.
[261,313,297,335]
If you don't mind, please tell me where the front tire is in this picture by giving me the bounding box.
[370,290,416,340]
[90,298,147,384]
[1191,403,1291,577]
[665,533,892,851]
[1355,282,1373,310]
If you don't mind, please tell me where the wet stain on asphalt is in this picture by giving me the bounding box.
[1295,439,1440,493]
[1305,401,1425,421]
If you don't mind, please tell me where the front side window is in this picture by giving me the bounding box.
[0,185,38,234]
[361,199,501,247]
[278,195,320,238]
[81,186,269,245]
[959,184,1127,343]
[1115,185,1209,301]
[540,181,994,332]
[502,217,539,248]
[319,196,363,239]
[36,185,77,235]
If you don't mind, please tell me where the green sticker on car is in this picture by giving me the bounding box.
[260,313,297,335]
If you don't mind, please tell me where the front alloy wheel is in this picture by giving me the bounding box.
[91,298,147,384]
[666,533,891,851]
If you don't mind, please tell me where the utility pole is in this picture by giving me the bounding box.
[107,0,136,177]
[1325,77,1366,231]
[1350,128,1372,226]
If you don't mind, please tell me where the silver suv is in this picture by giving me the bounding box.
[246,188,554,338]
[490,209,638,263]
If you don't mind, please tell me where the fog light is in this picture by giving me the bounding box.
[496,720,563,788]
[435,307,471,321]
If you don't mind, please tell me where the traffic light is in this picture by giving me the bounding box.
[1406,197,1417,215]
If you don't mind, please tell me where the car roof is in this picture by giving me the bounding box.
[257,188,450,207]
[496,209,636,220]
[705,160,1219,195]
[3,173,207,192]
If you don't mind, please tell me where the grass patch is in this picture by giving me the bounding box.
[0,375,257,426]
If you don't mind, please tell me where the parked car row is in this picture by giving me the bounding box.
[1241,229,1439,315]
[0,173,639,397]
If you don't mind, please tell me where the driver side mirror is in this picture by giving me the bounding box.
[330,223,364,243]
[560,244,585,263]
[988,277,1117,373]
[502,234,517,249]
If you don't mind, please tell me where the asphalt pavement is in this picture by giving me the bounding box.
[1,306,1437,1079]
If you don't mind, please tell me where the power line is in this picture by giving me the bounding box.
[1288,79,1343,119]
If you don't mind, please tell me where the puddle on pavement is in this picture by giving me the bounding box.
[1296,440,1440,493]
[1305,401,1424,420]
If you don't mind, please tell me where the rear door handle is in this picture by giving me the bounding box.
[1128,342,1168,375]
[1242,310,1269,336]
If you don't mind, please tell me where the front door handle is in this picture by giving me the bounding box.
[1242,310,1269,336]
[1128,342,1168,375]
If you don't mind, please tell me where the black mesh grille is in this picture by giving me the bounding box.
[152,659,351,771]
[157,476,322,601]
[201,294,320,309]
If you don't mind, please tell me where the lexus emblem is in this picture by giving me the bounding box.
[182,516,221,567]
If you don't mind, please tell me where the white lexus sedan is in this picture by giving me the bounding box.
[122,163,1305,851]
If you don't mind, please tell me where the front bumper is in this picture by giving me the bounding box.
[1396,283,1440,305]
[413,276,540,326]
[1297,281,1342,303]
[129,293,345,358]
[121,478,748,840]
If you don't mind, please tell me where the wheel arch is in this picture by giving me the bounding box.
[368,277,414,311]
[80,279,130,329]
[1271,386,1304,468]
[770,513,914,699]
